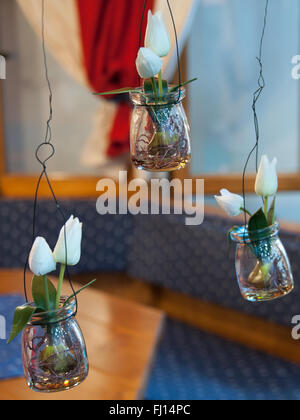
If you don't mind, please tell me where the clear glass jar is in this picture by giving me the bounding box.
[22,297,89,393]
[230,223,294,302]
[129,88,191,172]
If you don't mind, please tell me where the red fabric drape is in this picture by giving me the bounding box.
[76,0,154,157]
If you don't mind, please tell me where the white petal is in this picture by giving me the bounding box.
[29,237,56,276]
[145,10,171,57]
[255,155,278,197]
[215,189,243,217]
[53,216,82,266]
[136,47,162,79]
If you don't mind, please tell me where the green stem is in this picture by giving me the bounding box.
[158,71,163,97]
[64,279,97,307]
[151,77,158,98]
[264,197,269,219]
[43,275,50,311]
[261,262,272,280]
[55,264,66,310]
[241,207,252,217]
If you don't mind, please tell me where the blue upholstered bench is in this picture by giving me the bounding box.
[0,199,133,273]
[1,199,299,326]
[127,211,300,326]
[146,318,300,400]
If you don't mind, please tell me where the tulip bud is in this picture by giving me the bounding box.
[29,237,56,276]
[145,11,171,58]
[215,189,244,217]
[53,215,82,266]
[136,47,162,79]
[255,155,278,197]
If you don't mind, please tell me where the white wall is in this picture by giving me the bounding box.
[187,0,300,175]
[0,0,100,175]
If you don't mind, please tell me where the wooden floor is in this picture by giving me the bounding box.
[0,269,299,400]
[0,270,164,400]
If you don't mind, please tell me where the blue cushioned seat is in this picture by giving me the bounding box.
[1,199,300,326]
[146,318,300,400]
[128,213,300,326]
[0,199,133,273]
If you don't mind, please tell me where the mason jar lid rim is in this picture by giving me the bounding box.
[230,222,279,243]
[23,296,76,323]
[130,86,185,105]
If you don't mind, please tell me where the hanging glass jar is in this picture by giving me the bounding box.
[230,223,294,302]
[22,297,88,393]
[129,88,191,172]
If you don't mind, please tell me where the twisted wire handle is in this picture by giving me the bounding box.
[23,0,77,315]
[138,0,182,102]
[242,0,269,229]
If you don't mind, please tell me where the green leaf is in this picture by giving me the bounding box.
[93,87,140,96]
[64,279,97,307]
[248,208,269,247]
[267,196,276,226]
[7,305,36,344]
[32,275,57,311]
[248,208,268,233]
[143,78,157,96]
[169,78,198,92]
[143,78,169,97]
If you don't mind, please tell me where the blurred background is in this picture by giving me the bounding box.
[0,0,300,401]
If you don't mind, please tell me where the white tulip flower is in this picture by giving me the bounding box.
[29,237,56,276]
[136,47,162,79]
[145,11,171,58]
[53,215,82,266]
[215,189,244,217]
[255,155,278,197]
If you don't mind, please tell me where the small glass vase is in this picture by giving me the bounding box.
[129,88,191,172]
[22,297,89,393]
[230,223,294,302]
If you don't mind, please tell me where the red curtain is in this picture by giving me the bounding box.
[76,0,154,157]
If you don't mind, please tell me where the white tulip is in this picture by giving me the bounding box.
[29,237,56,276]
[136,47,162,79]
[255,155,278,197]
[215,189,244,217]
[53,215,82,266]
[145,11,171,58]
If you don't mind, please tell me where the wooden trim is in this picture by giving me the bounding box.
[0,81,5,176]
[175,172,300,195]
[0,173,147,199]
[0,174,101,198]
[2,172,300,202]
